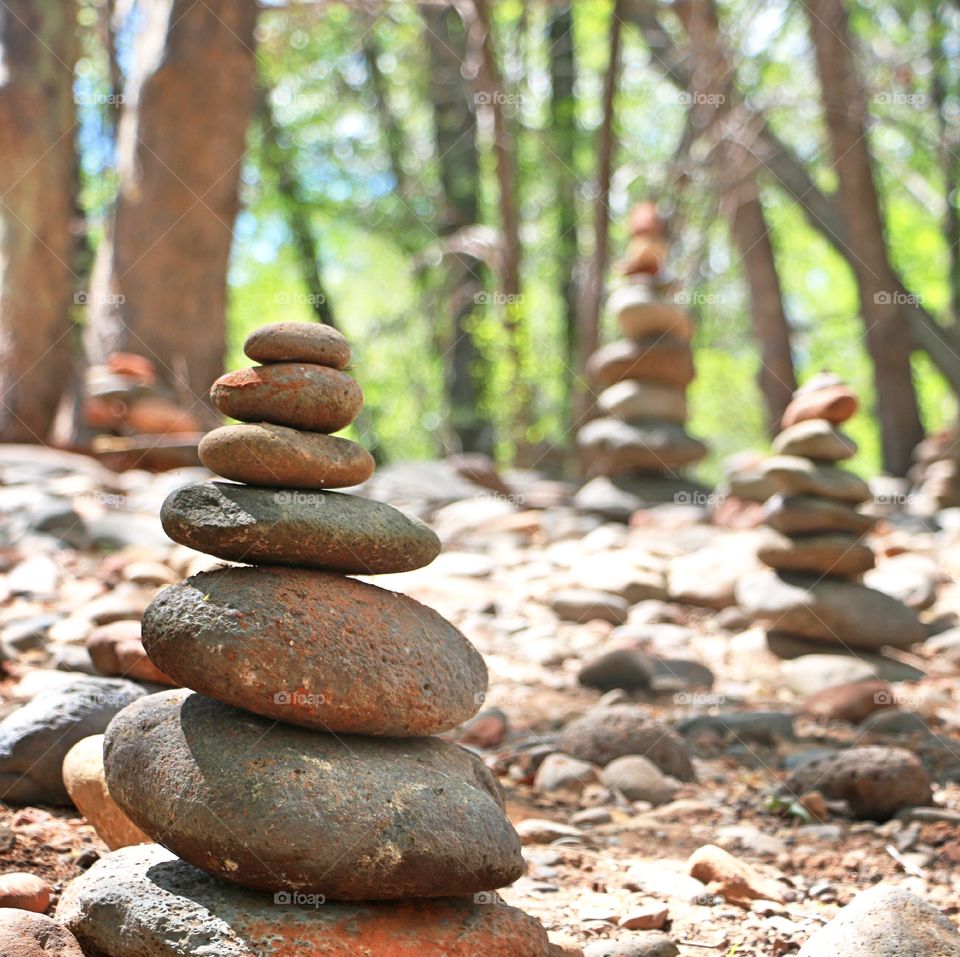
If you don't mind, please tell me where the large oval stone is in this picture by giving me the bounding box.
[758,456,871,503]
[586,338,695,389]
[58,844,551,957]
[104,691,525,899]
[736,570,924,651]
[244,321,351,369]
[606,284,693,341]
[160,482,440,573]
[210,363,362,433]
[763,494,875,536]
[782,384,858,428]
[597,379,687,424]
[142,566,487,736]
[757,532,875,577]
[198,423,374,489]
[577,418,706,474]
[772,420,857,462]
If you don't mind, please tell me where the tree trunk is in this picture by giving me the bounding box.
[0,2,78,443]
[465,0,532,458]
[932,3,960,324]
[676,0,796,430]
[730,188,797,427]
[576,0,625,383]
[85,0,257,416]
[548,3,579,399]
[425,4,494,455]
[804,0,923,474]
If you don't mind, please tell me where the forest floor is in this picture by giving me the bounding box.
[1,449,959,955]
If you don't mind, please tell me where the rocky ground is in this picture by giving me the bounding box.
[0,445,959,955]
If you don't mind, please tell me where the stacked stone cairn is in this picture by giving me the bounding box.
[575,202,708,520]
[737,373,924,658]
[909,426,960,513]
[58,322,553,956]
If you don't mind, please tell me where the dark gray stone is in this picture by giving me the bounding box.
[0,677,145,805]
[161,482,440,574]
[104,691,524,898]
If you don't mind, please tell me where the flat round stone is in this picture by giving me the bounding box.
[606,283,693,341]
[142,566,487,736]
[58,844,551,957]
[758,456,871,503]
[772,420,857,462]
[104,691,525,899]
[211,363,362,433]
[597,380,687,424]
[577,417,707,474]
[244,321,351,368]
[198,423,374,489]
[736,569,924,651]
[586,338,694,389]
[160,482,440,573]
[782,384,858,428]
[758,532,875,577]
[764,494,875,536]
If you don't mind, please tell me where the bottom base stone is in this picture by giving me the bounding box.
[58,845,553,957]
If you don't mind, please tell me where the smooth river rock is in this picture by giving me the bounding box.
[772,419,857,461]
[557,705,694,782]
[0,910,84,957]
[764,494,875,536]
[597,380,687,424]
[578,418,707,474]
[782,384,858,428]
[104,691,524,898]
[757,532,875,577]
[785,746,932,820]
[759,456,871,503]
[199,423,374,489]
[58,844,551,957]
[160,482,440,574]
[798,884,960,956]
[210,363,362,433]
[736,570,924,651]
[586,338,695,389]
[0,677,145,805]
[244,321,351,369]
[142,566,486,736]
[607,284,693,341]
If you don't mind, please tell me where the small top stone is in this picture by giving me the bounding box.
[244,321,351,369]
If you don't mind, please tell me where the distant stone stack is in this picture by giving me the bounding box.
[737,374,924,658]
[909,427,960,513]
[574,202,708,520]
[58,322,553,957]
